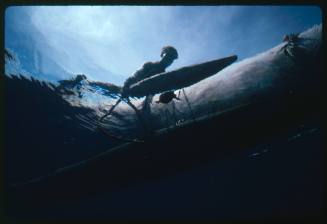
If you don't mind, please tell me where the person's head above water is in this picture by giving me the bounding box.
[159,46,178,67]
[161,46,178,59]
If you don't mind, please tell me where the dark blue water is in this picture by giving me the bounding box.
[23,125,323,221]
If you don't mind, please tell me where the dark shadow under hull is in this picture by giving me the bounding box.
[7,83,323,211]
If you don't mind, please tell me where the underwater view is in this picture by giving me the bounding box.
[3,5,324,221]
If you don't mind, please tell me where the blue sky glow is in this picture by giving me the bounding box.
[5,6,322,84]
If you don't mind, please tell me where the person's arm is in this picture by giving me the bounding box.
[121,76,137,97]
[121,61,154,97]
